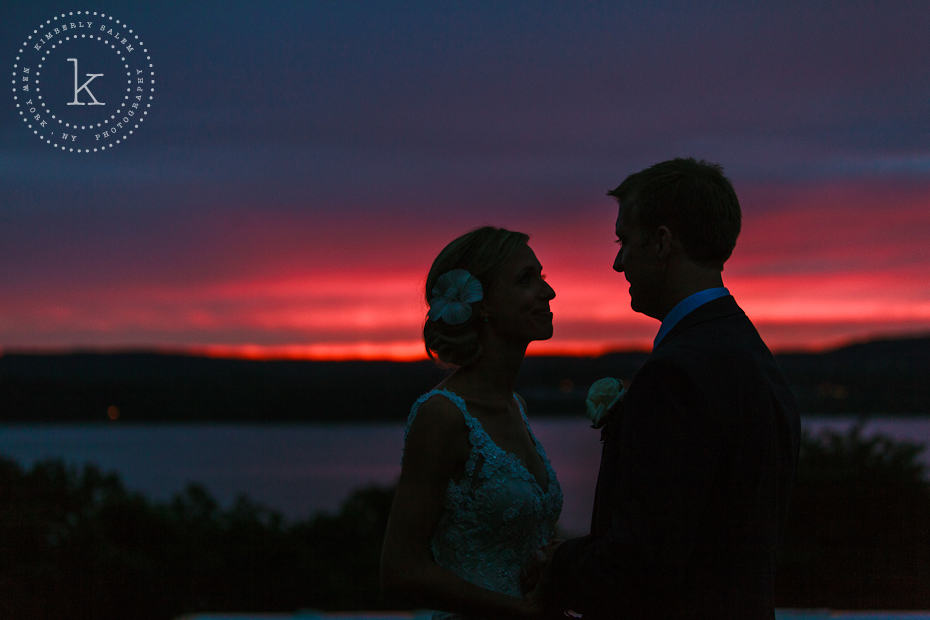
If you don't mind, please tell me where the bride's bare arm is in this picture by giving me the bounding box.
[380,395,539,618]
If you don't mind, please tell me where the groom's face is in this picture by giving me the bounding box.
[613,201,663,318]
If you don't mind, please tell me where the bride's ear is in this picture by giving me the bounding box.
[475,302,491,324]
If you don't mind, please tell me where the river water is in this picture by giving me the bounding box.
[2,416,927,535]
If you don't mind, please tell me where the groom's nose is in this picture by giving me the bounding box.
[613,252,624,273]
[539,279,556,300]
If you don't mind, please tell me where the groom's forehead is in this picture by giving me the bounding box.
[616,199,639,231]
[615,205,629,232]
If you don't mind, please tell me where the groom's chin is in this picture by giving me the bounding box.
[535,327,554,341]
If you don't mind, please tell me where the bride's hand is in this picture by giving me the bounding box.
[520,538,563,596]
[518,589,565,619]
[520,545,549,594]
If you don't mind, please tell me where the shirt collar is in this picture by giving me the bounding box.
[653,287,730,350]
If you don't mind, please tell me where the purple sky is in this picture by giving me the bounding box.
[2,1,929,358]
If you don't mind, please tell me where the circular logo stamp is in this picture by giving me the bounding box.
[10,10,155,153]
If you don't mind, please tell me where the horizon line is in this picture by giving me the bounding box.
[2,330,928,362]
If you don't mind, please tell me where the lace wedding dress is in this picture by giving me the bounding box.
[406,389,563,619]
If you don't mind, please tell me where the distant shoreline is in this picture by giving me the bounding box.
[3,412,930,427]
[1,335,928,422]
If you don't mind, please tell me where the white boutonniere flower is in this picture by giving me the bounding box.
[428,269,484,325]
[585,377,625,428]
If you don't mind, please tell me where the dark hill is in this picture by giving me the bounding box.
[1,335,927,422]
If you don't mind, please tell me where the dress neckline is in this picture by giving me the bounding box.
[426,388,551,493]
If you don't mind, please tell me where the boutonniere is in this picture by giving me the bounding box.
[585,377,625,429]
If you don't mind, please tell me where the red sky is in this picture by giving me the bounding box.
[4,177,929,360]
[3,3,929,360]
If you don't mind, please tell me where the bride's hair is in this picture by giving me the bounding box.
[424,226,529,367]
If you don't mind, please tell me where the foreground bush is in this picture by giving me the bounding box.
[1,423,928,618]
[776,424,930,608]
[0,457,393,620]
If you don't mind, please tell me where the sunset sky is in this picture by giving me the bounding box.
[3,1,929,360]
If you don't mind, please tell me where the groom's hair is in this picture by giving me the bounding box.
[608,157,741,271]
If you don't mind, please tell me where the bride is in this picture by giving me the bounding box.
[380,226,563,619]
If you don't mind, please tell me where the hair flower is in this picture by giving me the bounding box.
[585,377,624,428]
[428,269,484,325]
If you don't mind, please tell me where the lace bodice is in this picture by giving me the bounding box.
[405,389,563,616]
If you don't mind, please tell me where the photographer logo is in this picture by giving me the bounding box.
[10,10,156,153]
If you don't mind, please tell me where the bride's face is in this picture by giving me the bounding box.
[482,243,556,344]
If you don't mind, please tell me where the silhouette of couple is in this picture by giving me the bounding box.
[381,158,801,619]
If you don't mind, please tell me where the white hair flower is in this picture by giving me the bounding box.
[585,377,624,428]
[428,269,484,325]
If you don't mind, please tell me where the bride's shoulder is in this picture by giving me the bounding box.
[407,391,469,444]
[404,391,471,470]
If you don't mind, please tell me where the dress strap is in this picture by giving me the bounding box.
[513,392,540,443]
[405,389,494,480]
[512,392,527,420]
[512,392,554,486]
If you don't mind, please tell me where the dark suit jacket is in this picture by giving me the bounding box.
[549,295,800,619]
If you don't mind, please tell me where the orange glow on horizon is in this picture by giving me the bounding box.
[7,325,929,364]
[188,338,658,361]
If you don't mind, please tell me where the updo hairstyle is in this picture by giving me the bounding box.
[424,226,529,367]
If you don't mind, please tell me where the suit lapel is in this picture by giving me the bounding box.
[590,397,625,534]
[590,296,742,534]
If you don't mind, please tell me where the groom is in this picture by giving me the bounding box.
[542,158,801,618]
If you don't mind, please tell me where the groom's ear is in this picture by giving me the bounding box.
[654,225,674,260]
